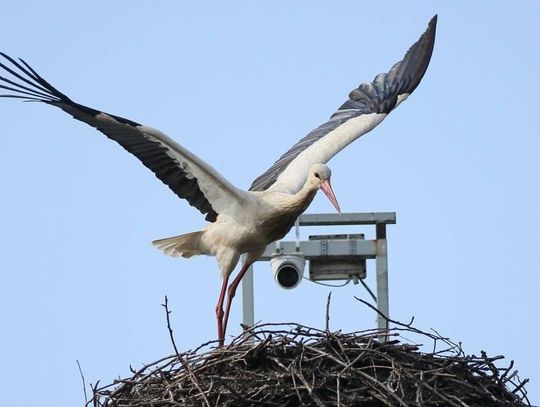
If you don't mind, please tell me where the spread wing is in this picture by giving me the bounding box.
[249,15,437,194]
[0,53,246,222]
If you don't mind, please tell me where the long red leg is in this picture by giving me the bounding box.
[221,262,252,341]
[215,275,229,346]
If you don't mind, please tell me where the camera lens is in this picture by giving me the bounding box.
[277,264,300,288]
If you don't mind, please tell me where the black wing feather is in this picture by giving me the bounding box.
[0,54,218,222]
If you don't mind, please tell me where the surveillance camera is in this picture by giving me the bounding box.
[270,253,305,289]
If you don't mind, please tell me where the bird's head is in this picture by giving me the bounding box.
[308,163,341,214]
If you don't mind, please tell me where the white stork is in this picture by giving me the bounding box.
[0,16,436,345]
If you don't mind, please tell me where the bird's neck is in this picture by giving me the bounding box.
[290,182,318,214]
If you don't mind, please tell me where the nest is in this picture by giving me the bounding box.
[89,320,531,406]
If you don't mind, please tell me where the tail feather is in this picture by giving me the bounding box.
[152,231,204,258]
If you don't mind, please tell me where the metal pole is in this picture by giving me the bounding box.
[242,265,255,327]
[375,223,389,337]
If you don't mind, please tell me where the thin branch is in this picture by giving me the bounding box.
[76,360,88,405]
[162,295,181,358]
[354,296,414,328]
[325,291,332,332]
[161,295,211,407]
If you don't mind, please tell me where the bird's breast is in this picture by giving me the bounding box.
[255,189,318,243]
[257,212,298,243]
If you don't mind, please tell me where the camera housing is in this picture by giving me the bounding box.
[270,254,305,289]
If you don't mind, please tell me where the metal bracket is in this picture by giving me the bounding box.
[242,212,395,337]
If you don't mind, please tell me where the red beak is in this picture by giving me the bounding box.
[320,179,341,214]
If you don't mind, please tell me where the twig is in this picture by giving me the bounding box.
[325,291,332,332]
[162,295,181,358]
[161,295,211,407]
[76,360,88,405]
[354,296,414,329]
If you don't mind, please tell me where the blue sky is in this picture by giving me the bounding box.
[1,1,539,405]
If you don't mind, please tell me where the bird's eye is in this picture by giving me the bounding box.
[314,172,320,179]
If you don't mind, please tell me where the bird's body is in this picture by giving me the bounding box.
[0,16,437,345]
[151,163,339,341]
[154,173,323,270]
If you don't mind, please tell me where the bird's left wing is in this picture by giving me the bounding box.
[250,15,437,193]
[0,53,246,222]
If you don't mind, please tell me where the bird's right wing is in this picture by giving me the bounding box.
[0,53,246,222]
[249,15,437,194]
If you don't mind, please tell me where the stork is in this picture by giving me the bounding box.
[0,16,436,345]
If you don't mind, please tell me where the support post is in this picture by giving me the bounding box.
[375,223,389,338]
[242,265,255,328]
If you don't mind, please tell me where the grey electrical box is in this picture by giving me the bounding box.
[308,234,366,282]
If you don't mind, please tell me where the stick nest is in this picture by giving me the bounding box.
[90,323,530,406]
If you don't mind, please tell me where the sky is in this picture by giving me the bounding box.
[1,1,539,405]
